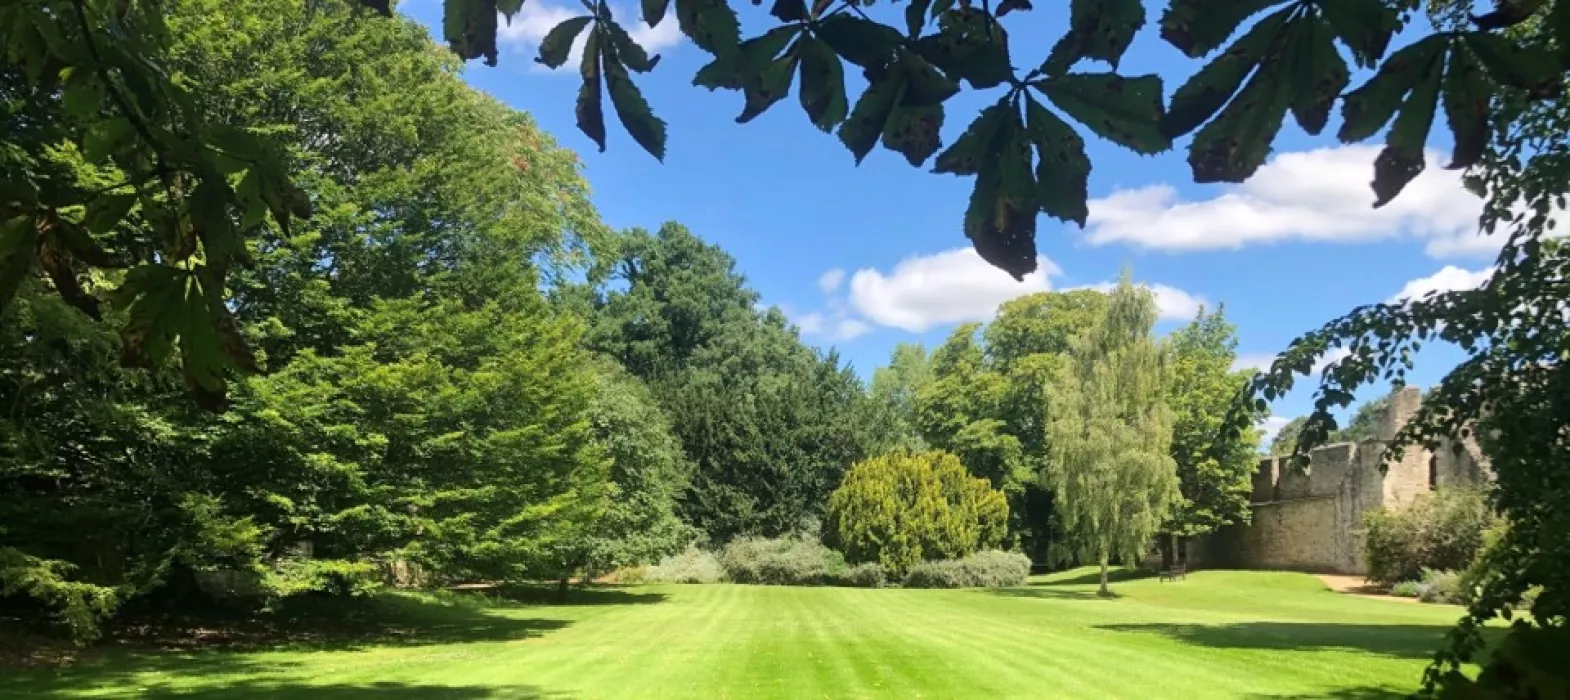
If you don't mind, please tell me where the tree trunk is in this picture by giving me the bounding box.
[1158,533,1175,571]
[1097,555,1111,597]
[1177,536,1189,567]
[556,576,570,602]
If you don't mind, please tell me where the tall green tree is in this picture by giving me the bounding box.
[866,342,931,453]
[907,291,1108,563]
[538,358,693,595]
[1043,273,1178,596]
[584,224,875,542]
[0,0,616,639]
[1159,306,1263,569]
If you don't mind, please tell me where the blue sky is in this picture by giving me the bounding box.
[398,1,1499,439]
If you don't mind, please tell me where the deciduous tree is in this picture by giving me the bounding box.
[1043,273,1178,596]
[1160,306,1263,569]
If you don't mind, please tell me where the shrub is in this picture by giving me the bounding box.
[836,562,887,589]
[1389,581,1422,598]
[264,558,382,598]
[645,546,725,584]
[1417,568,1467,605]
[902,551,1031,589]
[825,450,1010,578]
[719,536,848,586]
[613,566,648,584]
[1364,487,1497,585]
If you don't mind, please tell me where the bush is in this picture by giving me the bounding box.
[1364,487,1497,585]
[1417,568,1467,605]
[825,450,1010,578]
[612,566,648,584]
[836,562,887,589]
[902,551,1031,589]
[645,546,725,584]
[719,536,848,586]
[1389,580,1422,598]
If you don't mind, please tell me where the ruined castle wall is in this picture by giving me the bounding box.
[1185,386,1493,576]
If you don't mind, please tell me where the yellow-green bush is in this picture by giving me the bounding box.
[824,451,1009,577]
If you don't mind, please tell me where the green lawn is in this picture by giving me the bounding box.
[4,569,1474,699]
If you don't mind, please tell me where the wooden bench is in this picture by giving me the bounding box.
[1159,563,1186,582]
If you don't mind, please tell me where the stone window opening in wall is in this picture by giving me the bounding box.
[1428,454,1438,491]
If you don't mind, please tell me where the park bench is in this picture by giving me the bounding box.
[1159,563,1186,582]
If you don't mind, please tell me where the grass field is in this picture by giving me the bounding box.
[4,569,1474,699]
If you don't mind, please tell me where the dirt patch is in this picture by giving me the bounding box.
[1315,574,1420,604]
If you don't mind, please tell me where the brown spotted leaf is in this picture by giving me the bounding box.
[577,29,607,152]
[770,0,809,23]
[815,15,905,70]
[837,74,903,163]
[914,8,1011,90]
[1287,12,1349,136]
[1373,42,1443,207]
[1024,94,1090,227]
[1187,55,1291,183]
[606,57,669,160]
[1042,0,1145,75]
[1159,0,1289,58]
[738,47,801,123]
[1163,4,1290,138]
[1318,0,1400,68]
[1441,40,1491,170]
[798,36,849,131]
[966,112,1038,281]
[444,0,500,66]
[933,101,1009,175]
[538,16,594,69]
[644,0,671,28]
[676,0,742,57]
[606,16,662,73]
[897,51,960,107]
[1034,72,1170,155]
[1338,34,1446,144]
[881,103,945,166]
[694,26,799,91]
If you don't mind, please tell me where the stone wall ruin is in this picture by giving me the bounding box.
[1187,387,1490,575]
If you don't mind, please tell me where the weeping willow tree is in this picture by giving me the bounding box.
[1043,272,1179,597]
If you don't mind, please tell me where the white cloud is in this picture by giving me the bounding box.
[1386,265,1494,303]
[847,248,1063,332]
[1313,347,1352,375]
[818,268,846,295]
[1065,282,1209,322]
[791,311,827,335]
[497,5,682,73]
[844,247,1207,333]
[834,319,871,340]
[1232,353,1275,373]
[1231,347,1350,376]
[1256,416,1293,446]
[774,303,869,342]
[1085,145,1498,259]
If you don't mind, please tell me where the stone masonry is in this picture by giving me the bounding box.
[1187,387,1491,576]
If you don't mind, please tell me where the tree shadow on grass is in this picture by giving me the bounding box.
[105,592,574,654]
[17,674,568,700]
[1034,568,1157,587]
[982,587,1116,602]
[1242,687,1412,700]
[1097,621,1456,659]
[484,584,668,607]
